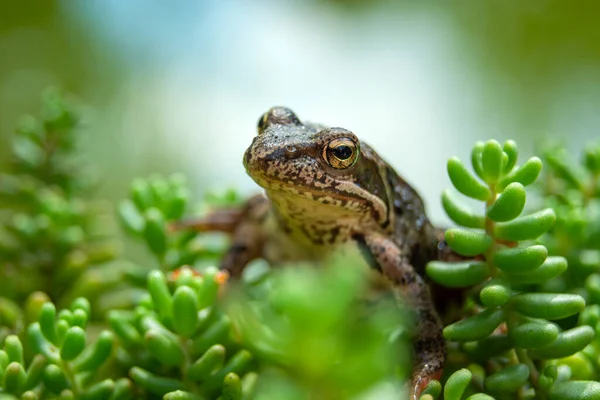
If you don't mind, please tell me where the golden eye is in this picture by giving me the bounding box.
[324,138,359,169]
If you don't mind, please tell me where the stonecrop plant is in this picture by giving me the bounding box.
[425,140,600,399]
[0,89,131,336]
[2,90,600,400]
[1,298,132,400]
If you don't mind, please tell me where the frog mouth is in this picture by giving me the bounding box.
[252,172,368,208]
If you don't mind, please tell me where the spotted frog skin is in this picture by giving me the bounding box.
[184,107,459,399]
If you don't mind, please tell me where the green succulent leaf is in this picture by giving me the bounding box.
[4,336,23,365]
[187,344,226,382]
[60,389,75,400]
[497,156,543,191]
[484,364,530,393]
[74,331,115,372]
[585,275,600,306]
[163,391,203,400]
[58,309,74,326]
[426,261,489,288]
[191,316,232,356]
[129,367,185,396]
[43,364,70,394]
[445,228,493,257]
[172,286,199,337]
[56,320,70,347]
[23,354,47,391]
[462,335,513,363]
[39,302,58,344]
[502,140,518,173]
[3,362,26,394]
[222,373,243,400]
[493,245,548,273]
[471,141,486,180]
[506,256,568,285]
[150,179,170,209]
[145,330,185,366]
[494,208,556,241]
[509,319,560,349]
[80,379,114,400]
[548,380,600,400]
[110,378,134,400]
[197,267,221,309]
[584,145,600,174]
[529,326,595,359]
[443,307,506,342]
[27,323,59,364]
[166,188,189,220]
[444,368,472,400]
[148,271,173,322]
[130,179,153,211]
[22,391,39,400]
[108,312,142,347]
[60,326,87,361]
[118,200,144,236]
[480,278,511,307]
[71,308,88,329]
[0,350,8,369]
[544,152,585,190]
[447,157,491,201]
[510,293,585,320]
[486,182,526,222]
[143,208,167,256]
[421,380,442,398]
[481,140,504,185]
[465,394,495,400]
[441,189,485,229]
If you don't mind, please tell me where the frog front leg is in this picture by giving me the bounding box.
[171,194,270,278]
[357,231,445,400]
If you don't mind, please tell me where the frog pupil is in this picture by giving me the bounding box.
[333,145,353,160]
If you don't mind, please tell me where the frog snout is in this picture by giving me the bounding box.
[243,145,271,174]
[242,146,254,170]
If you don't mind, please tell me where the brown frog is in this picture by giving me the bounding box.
[182,107,460,399]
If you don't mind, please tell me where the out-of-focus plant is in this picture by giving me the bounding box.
[0,89,126,327]
[118,176,241,273]
[536,142,600,390]
[538,143,600,296]
[5,89,600,400]
[227,255,409,400]
[1,297,133,400]
[425,140,600,399]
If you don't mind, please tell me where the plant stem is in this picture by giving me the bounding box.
[61,360,80,396]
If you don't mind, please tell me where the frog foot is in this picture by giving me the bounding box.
[411,368,443,400]
[169,266,230,298]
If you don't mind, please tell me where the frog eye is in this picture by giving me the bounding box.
[257,107,301,135]
[324,138,359,169]
[257,113,269,135]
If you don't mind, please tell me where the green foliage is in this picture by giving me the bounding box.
[118,176,239,272]
[110,267,254,399]
[228,256,409,399]
[0,298,133,400]
[539,142,600,295]
[3,91,600,400]
[426,139,600,399]
[0,89,125,319]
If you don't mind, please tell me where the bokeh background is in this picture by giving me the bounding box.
[2,0,599,226]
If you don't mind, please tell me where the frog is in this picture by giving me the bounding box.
[179,107,462,399]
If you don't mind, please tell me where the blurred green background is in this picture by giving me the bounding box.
[2,0,599,226]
